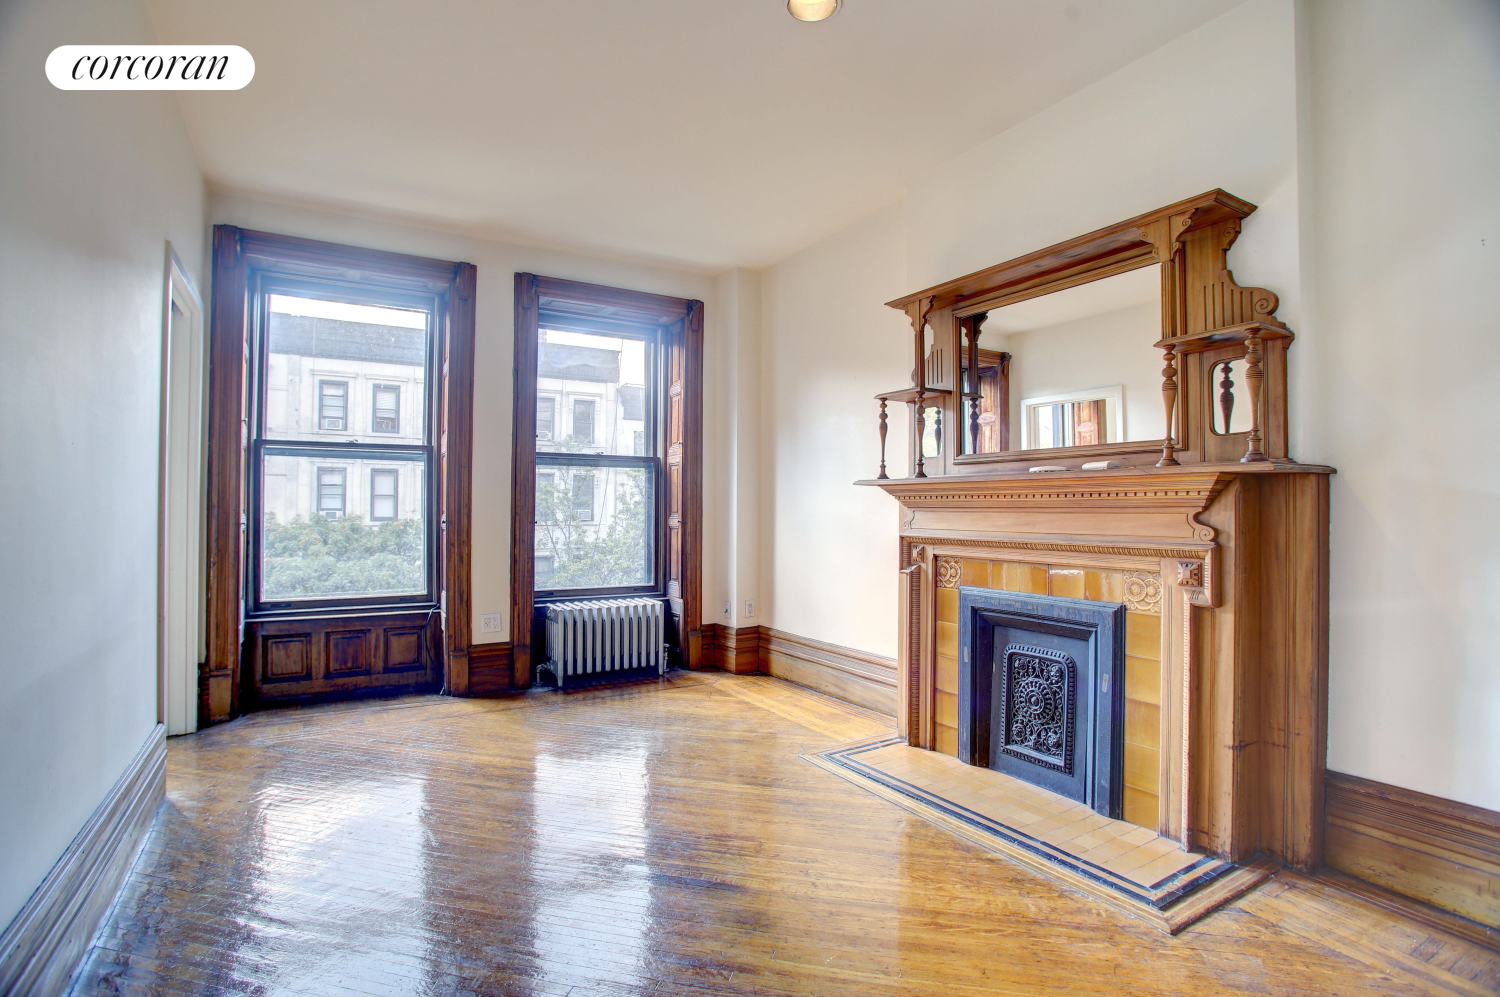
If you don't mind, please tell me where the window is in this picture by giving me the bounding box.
[572,398,596,445]
[253,288,436,609]
[317,467,346,518]
[533,324,659,594]
[371,384,400,434]
[1020,386,1123,450]
[370,469,397,521]
[572,472,595,521]
[537,397,555,440]
[318,380,348,431]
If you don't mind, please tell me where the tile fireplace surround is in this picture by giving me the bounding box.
[863,462,1331,870]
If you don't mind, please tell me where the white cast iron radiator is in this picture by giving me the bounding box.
[543,598,666,689]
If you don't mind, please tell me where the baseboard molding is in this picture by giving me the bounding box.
[467,641,515,695]
[758,627,897,717]
[703,624,760,674]
[0,724,166,997]
[1325,770,1500,931]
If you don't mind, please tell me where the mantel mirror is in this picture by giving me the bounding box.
[874,189,1295,477]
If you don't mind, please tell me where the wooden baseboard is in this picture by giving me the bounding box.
[703,624,761,674]
[0,724,166,997]
[467,641,515,695]
[1325,770,1500,931]
[758,627,897,717]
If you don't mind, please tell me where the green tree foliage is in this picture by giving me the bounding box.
[535,468,648,589]
[262,514,425,598]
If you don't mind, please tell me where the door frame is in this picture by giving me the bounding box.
[510,275,703,688]
[202,226,476,722]
[158,243,206,735]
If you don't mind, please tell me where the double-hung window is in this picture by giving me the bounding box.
[533,324,659,596]
[250,284,437,611]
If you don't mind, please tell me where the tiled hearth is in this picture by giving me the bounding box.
[934,556,1162,829]
[807,733,1275,932]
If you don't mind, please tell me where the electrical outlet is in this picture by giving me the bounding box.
[744,600,755,618]
[479,613,503,634]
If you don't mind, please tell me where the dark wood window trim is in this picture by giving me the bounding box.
[510,274,703,689]
[204,226,476,723]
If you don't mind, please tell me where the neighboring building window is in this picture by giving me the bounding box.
[371,384,400,434]
[572,473,594,521]
[370,469,397,521]
[317,467,346,518]
[633,430,645,456]
[535,555,555,588]
[537,396,555,440]
[572,398,595,445]
[319,380,348,431]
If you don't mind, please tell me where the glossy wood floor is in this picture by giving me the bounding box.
[73,672,1500,997]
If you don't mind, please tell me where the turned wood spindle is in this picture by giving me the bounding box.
[914,389,927,478]
[932,405,942,457]
[1240,332,1268,463]
[965,314,985,453]
[1157,344,1180,467]
[1218,359,1235,434]
[877,399,889,479]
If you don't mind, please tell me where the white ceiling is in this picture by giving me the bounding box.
[148,0,1244,272]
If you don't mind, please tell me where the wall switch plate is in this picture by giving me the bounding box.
[480,613,503,634]
[744,600,755,618]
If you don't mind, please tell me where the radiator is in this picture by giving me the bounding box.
[543,598,666,689]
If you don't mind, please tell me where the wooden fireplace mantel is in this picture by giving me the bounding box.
[860,461,1332,871]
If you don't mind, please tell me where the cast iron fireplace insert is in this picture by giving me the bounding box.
[956,587,1126,818]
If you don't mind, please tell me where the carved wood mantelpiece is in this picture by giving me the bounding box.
[863,193,1332,873]
[868,462,1331,871]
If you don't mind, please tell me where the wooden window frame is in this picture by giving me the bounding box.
[510,275,703,688]
[204,226,476,723]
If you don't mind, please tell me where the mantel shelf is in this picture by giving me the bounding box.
[1154,320,1294,353]
[856,459,1334,492]
[875,386,953,404]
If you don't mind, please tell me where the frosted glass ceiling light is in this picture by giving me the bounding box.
[788,0,839,21]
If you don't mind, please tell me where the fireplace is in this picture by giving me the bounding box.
[957,588,1126,818]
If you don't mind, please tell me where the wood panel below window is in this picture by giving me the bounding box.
[245,612,440,706]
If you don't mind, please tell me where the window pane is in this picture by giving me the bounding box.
[261,453,427,601]
[536,328,648,457]
[534,463,651,590]
[265,294,428,444]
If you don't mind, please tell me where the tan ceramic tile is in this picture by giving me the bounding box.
[1084,568,1125,603]
[933,724,958,757]
[1118,824,1159,847]
[935,691,958,728]
[1126,611,1162,660]
[936,621,958,660]
[936,587,958,625]
[1134,854,1197,887]
[1048,566,1086,599]
[1104,844,1159,876]
[936,654,959,694]
[1123,743,1160,796]
[1070,833,1104,850]
[1084,839,1130,863]
[1123,788,1158,830]
[994,561,1048,594]
[961,558,991,587]
[1125,655,1161,706]
[1124,698,1160,750]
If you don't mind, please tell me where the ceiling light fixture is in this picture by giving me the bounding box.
[787,0,839,22]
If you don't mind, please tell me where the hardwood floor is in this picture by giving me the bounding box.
[72,673,1498,997]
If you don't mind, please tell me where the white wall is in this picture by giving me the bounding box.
[0,0,206,928]
[713,269,763,630]
[760,202,912,656]
[209,195,720,645]
[1305,0,1500,810]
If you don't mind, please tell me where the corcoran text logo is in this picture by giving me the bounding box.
[46,46,254,90]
